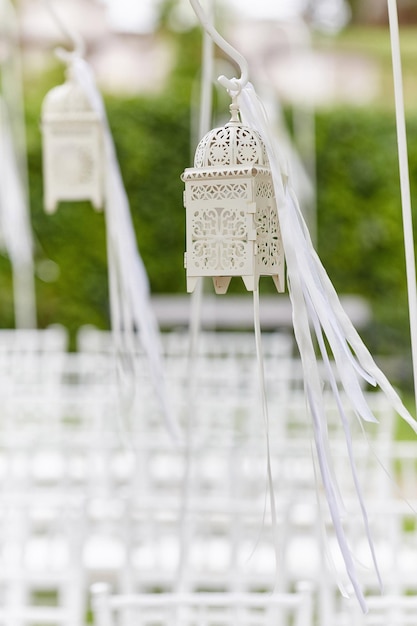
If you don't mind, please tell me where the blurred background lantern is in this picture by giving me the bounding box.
[41,71,104,214]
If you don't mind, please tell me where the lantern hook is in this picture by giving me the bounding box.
[43,0,86,63]
[189,0,249,94]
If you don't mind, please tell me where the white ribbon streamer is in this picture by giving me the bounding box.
[62,53,180,441]
[0,0,37,329]
[237,82,417,611]
[0,99,37,326]
[253,287,283,589]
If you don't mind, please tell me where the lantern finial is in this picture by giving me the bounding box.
[228,96,240,125]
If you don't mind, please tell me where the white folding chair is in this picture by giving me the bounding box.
[0,493,86,626]
[0,325,68,435]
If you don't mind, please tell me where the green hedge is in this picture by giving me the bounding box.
[315,108,416,365]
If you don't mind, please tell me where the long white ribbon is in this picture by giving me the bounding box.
[0,98,33,269]
[62,53,180,440]
[237,82,417,611]
[0,0,37,328]
[253,287,283,590]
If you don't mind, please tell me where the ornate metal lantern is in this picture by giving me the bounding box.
[41,75,104,214]
[182,101,284,294]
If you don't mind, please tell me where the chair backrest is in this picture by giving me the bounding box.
[338,594,417,626]
[0,495,85,626]
[91,584,313,626]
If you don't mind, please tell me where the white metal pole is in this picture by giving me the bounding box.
[387,0,417,414]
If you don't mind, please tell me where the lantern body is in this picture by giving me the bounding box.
[41,79,104,214]
[182,118,284,294]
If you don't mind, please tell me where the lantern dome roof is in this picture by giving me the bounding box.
[194,106,269,169]
[42,79,93,115]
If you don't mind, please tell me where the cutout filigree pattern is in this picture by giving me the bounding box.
[235,127,261,164]
[190,182,248,201]
[183,167,269,181]
[191,207,248,271]
[256,180,274,199]
[256,204,282,269]
[194,124,269,168]
[194,133,211,167]
[207,127,230,165]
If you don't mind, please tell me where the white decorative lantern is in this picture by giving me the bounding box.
[182,101,285,294]
[41,76,104,214]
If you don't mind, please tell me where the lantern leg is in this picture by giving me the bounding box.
[213,276,232,294]
[187,276,200,293]
[242,275,255,292]
[92,195,103,212]
[272,274,285,293]
[44,196,57,214]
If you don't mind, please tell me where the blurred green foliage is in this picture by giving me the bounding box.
[3,27,417,388]
[315,108,417,386]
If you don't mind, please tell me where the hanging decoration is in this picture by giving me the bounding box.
[41,74,104,214]
[40,2,180,441]
[187,0,417,613]
[182,95,285,295]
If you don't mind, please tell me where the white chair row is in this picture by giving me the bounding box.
[0,447,413,624]
[0,325,413,626]
[0,326,397,451]
[76,326,295,359]
[89,583,417,626]
[0,488,416,625]
[90,583,314,626]
[0,431,406,516]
